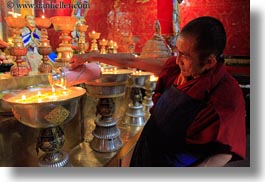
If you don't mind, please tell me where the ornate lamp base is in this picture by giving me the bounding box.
[142,90,154,120]
[124,87,146,126]
[37,126,69,167]
[90,98,123,153]
[38,151,69,167]
[124,103,145,126]
[90,118,122,152]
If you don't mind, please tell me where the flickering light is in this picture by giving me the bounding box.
[150,75,158,82]
[101,67,125,74]
[132,70,142,75]
[8,11,21,18]
[37,91,41,97]
[5,88,83,104]
[62,91,68,96]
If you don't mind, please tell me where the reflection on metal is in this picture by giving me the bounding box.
[5,16,30,77]
[2,87,86,128]
[86,69,132,153]
[142,78,157,120]
[76,22,89,54]
[35,17,53,73]
[37,126,69,167]
[90,98,122,152]
[70,121,142,167]
[99,39,108,54]
[124,72,151,126]
[140,20,171,58]
[88,31,101,53]
[2,86,86,167]
[0,111,82,167]
[50,16,78,68]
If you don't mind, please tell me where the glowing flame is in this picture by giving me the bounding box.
[8,11,21,18]
[133,70,142,75]
[150,75,158,82]
[101,67,118,74]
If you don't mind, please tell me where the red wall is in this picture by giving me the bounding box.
[85,0,158,53]
[157,0,173,34]
[179,0,250,56]
[37,0,249,57]
[40,0,159,53]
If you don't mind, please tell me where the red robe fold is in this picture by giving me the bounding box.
[153,56,246,160]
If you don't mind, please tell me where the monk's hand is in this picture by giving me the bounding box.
[68,54,86,70]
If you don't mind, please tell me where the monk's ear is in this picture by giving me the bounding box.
[204,54,217,70]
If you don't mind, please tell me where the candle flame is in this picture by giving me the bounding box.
[63,91,68,96]
[8,11,21,18]
[41,15,45,19]
[150,75,158,82]
[135,70,141,75]
[132,69,143,75]
[101,67,120,74]
[11,88,79,103]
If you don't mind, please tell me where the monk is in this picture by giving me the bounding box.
[130,16,246,167]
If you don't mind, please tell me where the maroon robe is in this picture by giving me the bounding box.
[152,56,246,160]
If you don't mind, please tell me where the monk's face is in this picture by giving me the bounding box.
[175,35,206,78]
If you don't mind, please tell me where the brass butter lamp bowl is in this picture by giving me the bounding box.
[124,71,152,126]
[76,23,88,54]
[50,16,78,68]
[85,69,132,153]
[35,16,53,73]
[2,86,86,167]
[88,31,100,53]
[5,16,30,77]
